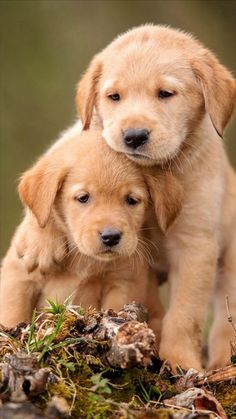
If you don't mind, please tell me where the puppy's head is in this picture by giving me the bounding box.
[19,129,182,263]
[77,25,236,165]
[58,137,149,261]
[19,130,148,262]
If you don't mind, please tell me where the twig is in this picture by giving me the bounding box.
[226,295,236,333]
[195,364,236,385]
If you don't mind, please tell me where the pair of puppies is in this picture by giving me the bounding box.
[2,24,236,371]
[0,127,181,340]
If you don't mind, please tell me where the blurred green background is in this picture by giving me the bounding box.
[0,0,236,257]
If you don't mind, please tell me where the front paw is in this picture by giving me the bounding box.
[159,315,202,372]
[207,346,231,371]
[159,343,202,372]
[15,228,67,274]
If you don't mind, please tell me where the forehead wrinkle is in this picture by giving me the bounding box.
[101,79,118,94]
[68,170,147,202]
[104,51,193,88]
[69,182,87,195]
[111,40,185,67]
[161,75,185,90]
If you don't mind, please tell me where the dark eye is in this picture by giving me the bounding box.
[76,194,90,203]
[158,90,174,99]
[108,93,120,101]
[126,195,140,206]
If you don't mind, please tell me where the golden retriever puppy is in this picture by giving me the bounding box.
[0,128,182,337]
[74,25,236,371]
[14,25,236,371]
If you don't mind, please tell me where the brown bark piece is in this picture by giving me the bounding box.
[83,303,157,369]
[118,302,149,322]
[106,320,156,368]
[1,352,50,402]
[0,397,69,419]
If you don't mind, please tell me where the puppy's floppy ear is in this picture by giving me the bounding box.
[145,171,183,233]
[192,50,236,137]
[76,54,102,130]
[18,157,69,228]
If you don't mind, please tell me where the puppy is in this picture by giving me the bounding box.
[0,128,182,338]
[16,25,236,371]
[75,25,236,371]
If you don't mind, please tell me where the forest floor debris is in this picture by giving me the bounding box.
[0,301,235,418]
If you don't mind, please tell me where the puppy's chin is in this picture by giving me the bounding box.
[119,149,179,167]
[102,129,183,166]
[124,153,156,167]
[76,243,120,261]
[93,250,120,262]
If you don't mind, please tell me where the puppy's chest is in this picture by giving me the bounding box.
[67,257,110,282]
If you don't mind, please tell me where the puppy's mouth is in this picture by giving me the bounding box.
[95,249,119,260]
[125,151,150,159]
[125,152,156,166]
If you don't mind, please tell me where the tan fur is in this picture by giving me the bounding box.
[75,25,236,370]
[1,128,183,341]
[10,25,236,371]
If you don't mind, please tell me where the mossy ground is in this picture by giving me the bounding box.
[0,302,235,418]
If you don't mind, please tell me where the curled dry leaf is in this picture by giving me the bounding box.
[164,387,227,419]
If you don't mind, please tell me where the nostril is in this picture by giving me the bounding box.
[125,136,134,145]
[123,128,149,149]
[100,229,122,247]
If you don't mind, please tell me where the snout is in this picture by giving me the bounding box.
[123,128,149,149]
[100,228,122,248]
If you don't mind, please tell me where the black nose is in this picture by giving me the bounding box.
[123,128,149,149]
[100,229,122,247]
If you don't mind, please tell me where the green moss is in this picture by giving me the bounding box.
[215,383,236,418]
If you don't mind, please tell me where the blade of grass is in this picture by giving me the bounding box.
[27,308,37,350]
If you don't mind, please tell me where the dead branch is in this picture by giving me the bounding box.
[195,364,236,386]
[176,364,236,392]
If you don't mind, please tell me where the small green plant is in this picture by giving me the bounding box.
[84,374,113,419]
[46,299,66,315]
[26,305,84,362]
[138,379,162,403]
[90,373,112,396]
[60,359,76,373]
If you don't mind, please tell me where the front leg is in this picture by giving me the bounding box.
[208,235,236,370]
[159,235,218,371]
[15,213,67,274]
[0,248,41,327]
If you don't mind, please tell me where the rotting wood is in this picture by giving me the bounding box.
[175,364,236,392]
